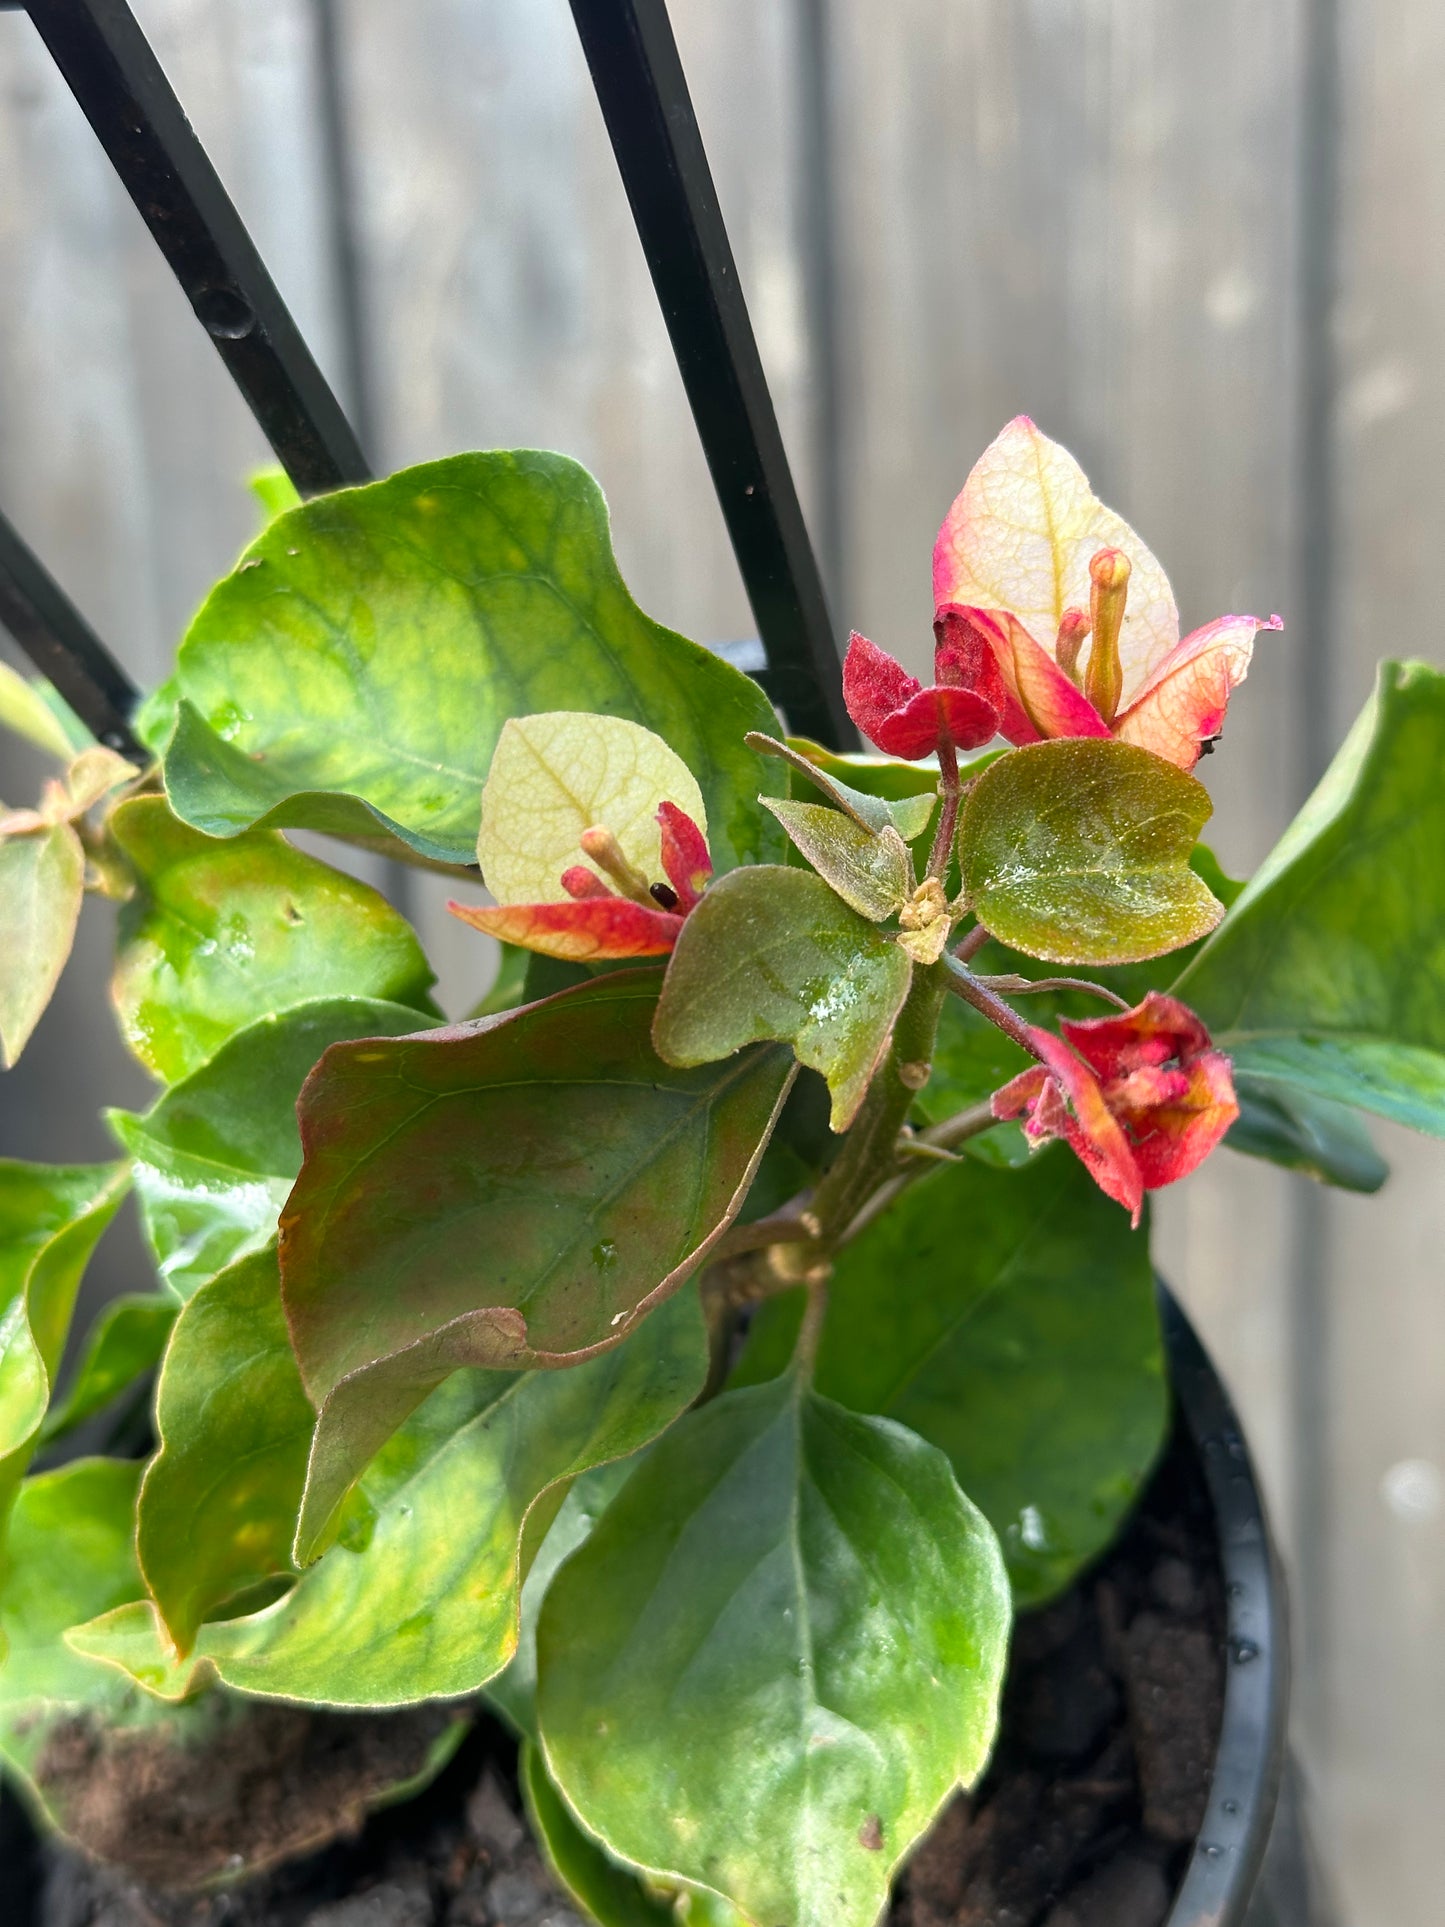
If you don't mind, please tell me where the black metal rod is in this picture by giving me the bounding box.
[568,0,855,749]
[0,508,144,759]
[22,0,370,498]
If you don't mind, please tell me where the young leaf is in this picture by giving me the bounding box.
[1175,660,1445,1135]
[785,737,946,815]
[248,464,302,521]
[957,737,1222,964]
[38,1292,177,1445]
[0,661,81,760]
[734,1152,1166,1607]
[163,451,784,871]
[109,797,436,1082]
[536,1374,1010,1927]
[137,1246,315,1656]
[73,1288,708,1708]
[750,732,939,843]
[0,1161,128,1535]
[0,1459,219,1834]
[760,798,912,921]
[478,712,707,902]
[280,972,793,1558]
[0,822,85,1067]
[653,866,913,1130]
[110,996,435,1300]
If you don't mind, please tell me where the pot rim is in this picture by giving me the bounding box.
[1158,1281,1291,1927]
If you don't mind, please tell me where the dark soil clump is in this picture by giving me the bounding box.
[34,1725,584,1927]
[28,1426,1223,1927]
[34,1701,462,1893]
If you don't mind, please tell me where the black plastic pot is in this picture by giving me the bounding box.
[1155,1286,1290,1926]
[1,1288,1310,1927]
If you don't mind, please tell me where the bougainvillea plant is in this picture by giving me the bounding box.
[2,417,1443,1926]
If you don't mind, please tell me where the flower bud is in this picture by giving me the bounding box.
[1084,547,1131,724]
[561,865,611,901]
[577,826,656,906]
[1055,608,1090,684]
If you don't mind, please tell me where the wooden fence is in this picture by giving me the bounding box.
[0,3,1441,1919]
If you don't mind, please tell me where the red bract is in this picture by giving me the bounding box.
[842,624,1004,761]
[990,992,1239,1226]
[449,802,713,962]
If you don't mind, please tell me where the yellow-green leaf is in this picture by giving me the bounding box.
[109,796,436,1082]
[957,737,1222,965]
[479,711,706,902]
[0,823,85,1067]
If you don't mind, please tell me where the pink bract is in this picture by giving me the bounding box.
[992,991,1239,1225]
[932,416,1280,770]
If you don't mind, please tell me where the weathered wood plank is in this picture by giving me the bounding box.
[1313,0,1445,1913]
[341,0,816,1011]
[824,0,1307,1568]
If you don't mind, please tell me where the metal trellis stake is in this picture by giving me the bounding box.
[0,0,850,750]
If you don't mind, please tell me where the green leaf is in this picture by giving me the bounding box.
[486,1458,639,1740]
[0,1162,128,1537]
[957,737,1222,965]
[760,798,912,921]
[523,1739,674,1926]
[248,465,302,522]
[734,1153,1167,1607]
[0,1460,217,1824]
[0,662,79,760]
[783,736,947,825]
[479,711,707,901]
[0,824,85,1067]
[132,675,181,755]
[1226,1075,1387,1192]
[0,1461,148,1716]
[109,796,436,1082]
[136,1246,314,1655]
[72,1288,708,1708]
[1175,660,1445,1135]
[38,1293,177,1445]
[280,972,793,1558]
[163,451,784,871]
[523,1742,750,1927]
[110,996,435,1300]
[536,1374,1010,1927]
[653,866,913,1131]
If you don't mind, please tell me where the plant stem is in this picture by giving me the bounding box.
[838,1099,1000,1246]
[976,973,1131,1009]
[714,1206,821,1262]
[793,1274,830,1375]
[942,953,1045,1060]
[953,921,990,964]
[809,961,950,1246]
[920,1096,1001,1152]
[925,737,961,882]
